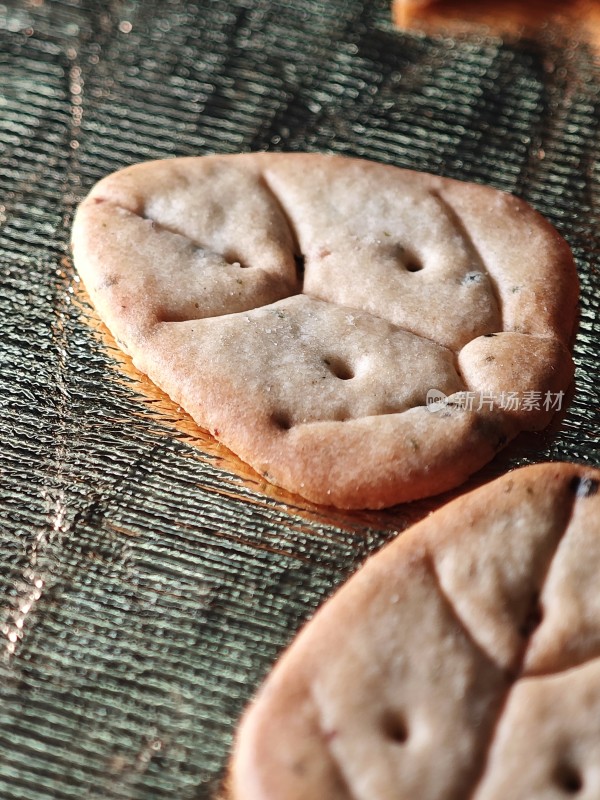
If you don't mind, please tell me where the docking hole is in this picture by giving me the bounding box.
[519,592,543,638]
[323,357,354,381]
[295,253,305,279]
[224,250,248,268]
[271,412,292,431]
[381,710,409,744]
[555,763,583,794]
[405,257,423,273]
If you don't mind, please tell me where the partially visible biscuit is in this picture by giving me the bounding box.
[393,0,437,26]
[72,154,577,508]
[230,463,600,799]
[392,0,600,42]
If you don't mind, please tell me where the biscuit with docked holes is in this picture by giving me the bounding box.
[229,462,600,799]
[72,154,577,508]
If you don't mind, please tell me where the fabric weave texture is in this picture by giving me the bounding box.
[0,1,598,798]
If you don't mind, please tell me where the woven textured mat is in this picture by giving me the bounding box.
[0,1,598,798]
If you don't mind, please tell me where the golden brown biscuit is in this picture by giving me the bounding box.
[393,0,437,27]
[72,154,577,508]
[230,463,600,799]
[392,0,600,42]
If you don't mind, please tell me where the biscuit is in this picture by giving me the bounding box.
[393,0,437,26]
[72,154,577,508]
[230,462,600,799]
[391,0,600,39]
